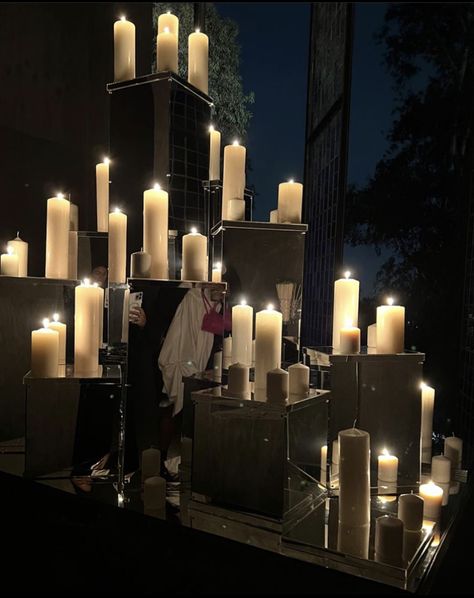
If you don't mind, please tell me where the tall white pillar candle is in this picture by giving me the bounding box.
[444,435,462,473]
[339,326,361,354]
[211,262,222,282]
[227,363,250,399]
[45,193,70,279]
[49,313,67,365]
[142,447,161,482]
[398,493,424,531]
[376,297,405,353]
[375,516,404,567]
[31,319,59,378]
[332,271,359,351]
[338,428,370,527]
[267,368,288,404]
[96,158,110,232]
[419,481,443,519]
[431,455,451,506]
[377,448,398,482]
[143,184,169,279]
[157,27,178,73]
[288,362,310,396]
[8,233,28,276]
[182,228,207,280]
[209,126,221,181]
[337,523,370,559]
[114,16,135,82]
[130,249,151,278]
[421,383,435,464]
[223,336,232,369]
[277,180,303,223]
[222,141,246,220]
[270,209,278,223]
[188,29,208,94]
[367,323,377,348]
[255,305,282,389]
[108,208,127,283]
[231,300,253,366]
[158,12,179,36]
[74,279,100,375]
[1,246,19,276]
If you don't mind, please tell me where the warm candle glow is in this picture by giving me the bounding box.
[288,178,294,184]
[382,448,389,456]
[83,278,90,286]
[113,207,121,213]
[56,192,64,199]
[344,270,351,279]
[214,262,222,270]
[209,124,214,132]
[6,246,13,255]
[42,318,50,329]
[267,303,274,311]
[120,16,126,21]
[103,157,110,165]
[153,182,161,191]
[240,298,247,306]
[195,28,200,33]
[167,10,171,14]
[190,227,198,234]
[53,313,59,322]
[420,381,427,390]
[164,26,170,33]
[232,139,239,146]
[387,297,395,306]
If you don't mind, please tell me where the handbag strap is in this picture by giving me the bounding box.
[201,288,214,313]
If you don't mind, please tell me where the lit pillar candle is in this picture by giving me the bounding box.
[378,448,398,483]
[227,363,250,399]
[338,428,370,527]
[421,383,435,464]
[8,233,28,276]
[143,184,169,279]
[141,447,161,482]
[158,11,179,36]
[96,158,110,232]
[320,445,327,485]
[74,279,100,376]
[182,228,207,280]
[376,296,405,353]
[270,209,278,223]
[31,318,59,378]
[228,198,245,221]
[277,179,303,223]
[212,262,222,282]
[431,455,451,505]
[332,271,359,351]
[367,323,377,348]
[375,515,404,567]
[339,325,361,354]
[209,125,221,181]
[223,336,232,369]
[266,368,288,404]
[49,313,67,365]
[222,141,246,220]
[108,208,127,283]
[188,29,208,94]
[1,246,19,276]
[255,304,282,389]
[45,193,70,279]
[130,249,151,278]
[157,26,178,72]
[288,362,310,396]
[231,300,253,366]
[419,481,443,519]
[444,435,462,474]
[337,523,370,559]
[114,16,135,82]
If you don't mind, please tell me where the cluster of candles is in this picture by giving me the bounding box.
[0,233,28,277]
[114,12,209,95]
[325,426,463,564]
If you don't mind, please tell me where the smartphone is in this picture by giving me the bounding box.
[129,292,143,321]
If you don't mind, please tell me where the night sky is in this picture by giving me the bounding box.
[215,2,395,297]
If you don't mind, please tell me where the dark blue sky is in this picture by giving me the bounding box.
[215,2,395,296]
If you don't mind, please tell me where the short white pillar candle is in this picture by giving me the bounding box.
[211,262,222,282]
[31,318,59,378]
[277,179,303,223]
[288,362,310,396]
[431,455,451,506]
[270,209,278,223]
[367,323,377,348]
[398,493,424,531]
[181,227,207,281]
[375,515,404,567]
[130,249,151,278]
[8,233,28,276]
[419,481,443,519]
[266,368,288,404]
[157,26,178,73]
[376,296,405,353]
[49,313,67,365]
[378,448,398,483]
[227,363,250,399]
[338,428,370,527]
[1,246,19,276]
[339,326,361,354]
[444,435,463,474]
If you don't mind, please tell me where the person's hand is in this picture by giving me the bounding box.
[130,306,146,328]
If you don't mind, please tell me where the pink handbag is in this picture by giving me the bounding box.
[201,290,232,334]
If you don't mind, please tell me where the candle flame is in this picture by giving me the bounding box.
[42,318,50,329]
[232,139,239,146]
[120,15,126,21]
[382,448,389,456]
[344,270,351,279]
[93,282,99,287]
[209,124,214,132]
[167,10,171,14]
[195,28,200,33]
[56,192,64,199]
[420,381,427,390]
[267,303,274,310]
[240,298,247,306]
[214,262,222,270]
[387,297,395,306]
[53,313,59,322]
[288,178,294,184]
[83,278,90,286]
[103,157,110,165]
[113,207,121,213]
[190,227,197,234]
[154,183,161,191]
[164,26,170,33]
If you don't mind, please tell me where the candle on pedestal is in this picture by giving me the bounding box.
[1,246,19,276]
[223,336,232,370]
[421,383,435,464]
[270,209,278,223]
[378,448,398,483]
[332,271,359,351]
[182,228,207,280]
[231,299,253,366]
[8,233,28,276]
[255,304,282,389]
[209,125,221,181]
[228,198,245,221]
[188,29,208,94]
[96,157,110,232]
[398,493,424,531]
[45,193,71,279]
[157,26,178,72]
[227,363,250,399]
[367,323,377,348]
[49,313,67,365]
[376,296,405,353]
[31,318,59,378]
[375,515,404,567]
[222,140,246,220]
[108,208,127,284]
[288,362,310,396]
[114,16,135,81]
[267,368,288,404]
[143,184,169,279]
[74,279,100,376]
[338,428,370,527]
[320,445,328,485]
[431,455,451,505]
[444,435,462,475]
[158,11,179,35]
[277,179,303,224]
[419,481,443,519]
[141,447,161,482]
[131,249,151,278]
[339,325,361,354]
[211,262,222,282]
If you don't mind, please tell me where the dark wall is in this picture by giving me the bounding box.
[0,2,153,276]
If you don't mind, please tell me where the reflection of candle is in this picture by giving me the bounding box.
[222,141,246,219]
[31,318,59,378]
[288,362,310,396]
[376,296,405,353]
[367,323,377,348]
[143,184,169,279]
[332,271,359,351]
[157,26,178,72]
[419,481,443,519]
[232,300,253,366]
[8,233,28,276]
[431,454,451,506]
[267,368,288,403]
[338,428,370,527]
[398,493,424,531]
[339,325,361,354]
[209,125,221,181]
[96,158,110,232]
[375,515,404,567]
[255,304,282,389]
[188,29,208,94]
[49,313,67,365]
[277,179,303,223]
[45,193,70,279]
[114,16,135,81]
[108,208,127,283]
[444,435,462,474]
[130,249,151,278]
[378,448,398,483]
[320,445,327,485]
[182,228,207,280]
[421,383,435,463]
[74,279,100,375]
[211,262,222,282]
[1,246,19,276]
